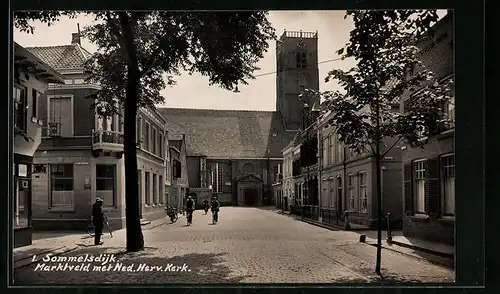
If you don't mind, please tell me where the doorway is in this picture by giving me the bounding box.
[244,188,258,206]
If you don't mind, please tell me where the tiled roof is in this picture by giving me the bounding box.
[25,44,92,71]
[169,140,183,151]
[158,108,298,158]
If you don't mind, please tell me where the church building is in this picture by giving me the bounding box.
[158,30,320,207]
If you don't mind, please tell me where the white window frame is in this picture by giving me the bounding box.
[348,174,355,210]
[49,164,75,209]
[359,172,368,213]
[144,122,150,151]
[413,159,427,215]
[323,137,329,167]
[329,134,335,164]
[441,154,455,217]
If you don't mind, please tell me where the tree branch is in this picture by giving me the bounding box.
[138,35,171,78]
[380,135,402,158]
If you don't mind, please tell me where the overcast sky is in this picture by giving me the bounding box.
[14,10,446,111]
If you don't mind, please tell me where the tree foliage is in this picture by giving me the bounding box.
[14,11,77,34]
[83,11,276,115]
[315,10,454,155]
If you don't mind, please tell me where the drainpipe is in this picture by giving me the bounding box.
[317,121,322,222]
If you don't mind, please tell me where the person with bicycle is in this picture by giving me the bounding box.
[92,198,104,245]
[210,195,220,224]
[185,195,195,225]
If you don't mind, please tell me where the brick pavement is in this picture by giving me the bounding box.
[14,207,455,284]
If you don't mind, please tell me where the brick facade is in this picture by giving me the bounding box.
[400,12,455,245]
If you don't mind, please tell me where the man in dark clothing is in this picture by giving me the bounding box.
[185,196,195,225]
[203,199,210,214]
[211,195,220,224]
[92,198,104,245]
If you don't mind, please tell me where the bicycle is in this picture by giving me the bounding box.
[87,215,113,238]
[165,206,179,223]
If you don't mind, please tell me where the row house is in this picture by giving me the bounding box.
[400,12,455,245]
[13,42,65,247]
[27,32,170,230]
[317,111,403,229]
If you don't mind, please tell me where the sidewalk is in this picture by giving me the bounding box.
[274,210,454,269]
[13,216,172,269]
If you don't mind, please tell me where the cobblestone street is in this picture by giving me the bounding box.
[14,207,455,284]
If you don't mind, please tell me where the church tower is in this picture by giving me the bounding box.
[276,30,320,130]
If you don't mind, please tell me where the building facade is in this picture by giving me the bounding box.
[317,111,403,229]
[400,12,455,245]
[13,42,65,247]
[166,135,189,210]
[27,32,168,230]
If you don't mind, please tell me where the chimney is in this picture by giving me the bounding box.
[72,23,81,45]
[182,133,186,142]
[71,33,81,45]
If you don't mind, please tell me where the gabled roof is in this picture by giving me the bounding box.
[158,108,298,158]
[25,43,92,72]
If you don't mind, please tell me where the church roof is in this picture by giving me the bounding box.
[158,108,298,159]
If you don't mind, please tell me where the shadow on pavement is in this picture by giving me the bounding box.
[14,247,62,263]
[14,247,253,284]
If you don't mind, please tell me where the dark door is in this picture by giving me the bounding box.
[244,188,258,206]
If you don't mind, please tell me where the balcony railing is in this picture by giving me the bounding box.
[92,129,124,152]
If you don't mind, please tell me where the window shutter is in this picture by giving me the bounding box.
[403,163,413,214]
[425,157,440,216]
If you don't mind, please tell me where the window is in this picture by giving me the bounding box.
[14,163,30,229]
[136,117,142,147]
[348,174,355,209]
[337,139,344,162]
[359,172,368,213]
[96,165,115,207]
[49,96,73,137]
[159,133,163,158]
[441,154,455,216]
[173,160,181,179]
[322,137,328,167]
[152,128,157,155]
[413,160,427,214]
[337,176,343,210]
[50,164,74,208]
[153,174,158,205]
[145,172,151,205]
[329,134,335,164]
[64,79,73,85]
[328,179,337,207]
[296,52,307,68]
[32,89,40,119]
[159,175,164,204]
[441,94,455,130]
[14,86,27,132]
[144,122,150,151]
[212,163,224,193]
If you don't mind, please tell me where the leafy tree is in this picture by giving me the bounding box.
[82,11,275,252]
[312,10,454,275]
[14,11,77,34]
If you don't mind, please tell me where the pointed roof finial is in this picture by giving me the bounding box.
[77,23,81,34]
